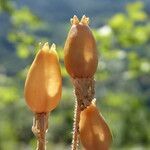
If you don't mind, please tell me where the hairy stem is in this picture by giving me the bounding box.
[71,77,95,150]
[71,100,81,150]
[32,113,49,150]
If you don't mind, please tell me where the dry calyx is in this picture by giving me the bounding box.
[64,15,112,150]
[24,42,62,150]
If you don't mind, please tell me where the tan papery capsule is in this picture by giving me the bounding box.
[64,15,98,78]
[24,42,62,113]
[79,102,112,150]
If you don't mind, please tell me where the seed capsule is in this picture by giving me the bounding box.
[79,103,112,150]
[24,43,62,113]
[64,15,98,78]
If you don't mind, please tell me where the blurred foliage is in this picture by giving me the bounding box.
[94,2,150,148]
[0,0,150,150]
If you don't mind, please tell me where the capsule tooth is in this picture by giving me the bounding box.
[86,17,90,24]
[50,43,56,51]
[80,15,89,25]
[42,42,49,51]
[38,42,42,49]
[71,15,79,25]
[82,15,86,19]
[81,15,86,23]
[39,42,42,47]
[70,18,73,24]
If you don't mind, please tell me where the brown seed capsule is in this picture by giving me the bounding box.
[24,43,62,113]
[64,15,98,78]
[79,102,112,150]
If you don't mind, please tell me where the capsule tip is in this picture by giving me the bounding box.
[42,42,49,51]
[80,15,90,25]
[38,42,42,46]
[38,42,43,50]
[50,43,56,51]
[80,15,89,25]
[70,15,79,25]
[50,43,59,59]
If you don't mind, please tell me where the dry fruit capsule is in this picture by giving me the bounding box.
[24,43,62,150]
[64,15,98,78]
[79,103,112,150]
[24,43,62,113]
[64,15,98,150]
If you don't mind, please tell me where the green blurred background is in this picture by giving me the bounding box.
[0,0,150,149]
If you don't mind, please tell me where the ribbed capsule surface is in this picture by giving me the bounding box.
[64,15,98,78]
[24,43,62,113]
[79,103,112,150]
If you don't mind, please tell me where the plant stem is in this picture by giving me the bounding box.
[32,113,49,150]
[71,100,81,150]
[71,78,95,150]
